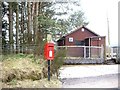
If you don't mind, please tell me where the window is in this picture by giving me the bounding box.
[75,40,85,46]
[69,37,73,42]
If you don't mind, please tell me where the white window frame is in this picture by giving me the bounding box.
[69,37,73,42]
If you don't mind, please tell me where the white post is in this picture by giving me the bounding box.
[84,46,86,59]
[89,38,91,58]
[101,45,104,58]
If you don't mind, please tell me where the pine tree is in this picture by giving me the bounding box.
[15,2,19,53]
[8,2,13,53]
[0,1,2,54]
[27,2,32,53]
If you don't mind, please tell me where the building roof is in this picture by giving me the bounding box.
[63,25,100,37]
[57,25,100,42]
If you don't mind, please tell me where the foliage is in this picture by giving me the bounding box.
[52,1,88,35]
[66,11,89,32]
[38,14,56,41]
[50,48,66,76]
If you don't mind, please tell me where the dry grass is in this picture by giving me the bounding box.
[1,78,62,88]
[0,54,62,88]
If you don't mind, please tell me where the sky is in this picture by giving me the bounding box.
[79,0,119,46]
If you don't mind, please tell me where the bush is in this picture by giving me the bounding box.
[50,48,66,77]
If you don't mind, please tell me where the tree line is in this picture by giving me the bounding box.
[1,1,88,56]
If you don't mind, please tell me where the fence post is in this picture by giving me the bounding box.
[89,38,91,59]
[66,46,67,58]
[101,45,104,58]
[84,46,86,59]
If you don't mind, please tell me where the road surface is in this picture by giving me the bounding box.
[59,65,119,88]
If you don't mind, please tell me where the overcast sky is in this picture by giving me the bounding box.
[80,0,119,46]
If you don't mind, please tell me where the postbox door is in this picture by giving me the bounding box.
[44,43,54,60]
[47,46,54,60]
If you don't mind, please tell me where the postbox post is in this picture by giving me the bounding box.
[48,60,50,81]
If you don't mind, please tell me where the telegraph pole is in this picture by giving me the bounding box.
[107,13,110,58]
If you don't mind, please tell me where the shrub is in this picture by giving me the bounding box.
[50,47,66,77]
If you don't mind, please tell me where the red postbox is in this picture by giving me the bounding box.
[44,43,54,60]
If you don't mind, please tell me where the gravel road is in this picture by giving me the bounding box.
[59,65,119,88]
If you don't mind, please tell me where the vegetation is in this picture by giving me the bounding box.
[1,1,88,88]
[1,54,62,88]
[51,48,66,77]
[2,54,43,81]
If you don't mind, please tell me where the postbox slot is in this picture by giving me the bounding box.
[49,46,53,47]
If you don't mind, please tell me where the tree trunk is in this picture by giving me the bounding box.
[34,2,40,56]
[24,2,28,54]
[0,1,2,54]
[8,2,13,54]
[20,2,25,53]
[31,2,35,45]
[27,2,32,54]
[16,3,19,53]
[35,2,39,43]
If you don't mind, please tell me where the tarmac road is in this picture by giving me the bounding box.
[59,65,119,88]
[61,74,119,88]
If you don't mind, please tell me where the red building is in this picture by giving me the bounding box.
[57,26,106,47]
[57,26,106,58]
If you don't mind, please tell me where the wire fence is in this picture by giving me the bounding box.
[1,44,45,55]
